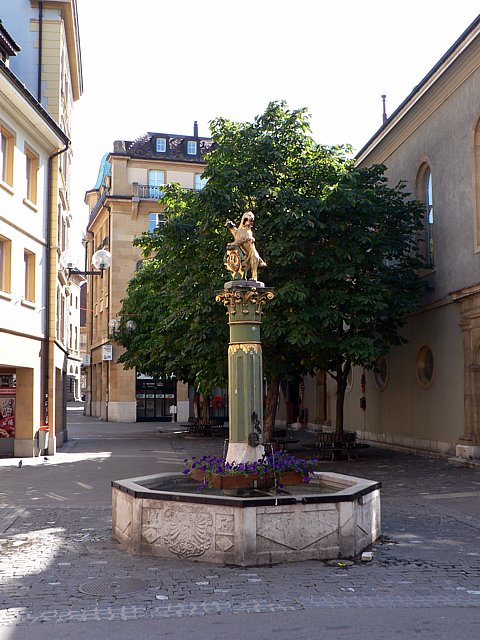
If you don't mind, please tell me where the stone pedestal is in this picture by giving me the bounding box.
[216,281,274,463]
[456,444,480,460]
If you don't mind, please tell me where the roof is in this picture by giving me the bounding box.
[0,19,21,59]
[356,13,480,163]
[93,153,111,190]
[111,131,215,163]
[0,60,69,147]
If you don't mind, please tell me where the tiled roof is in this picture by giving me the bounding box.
[0,20,21,59]
[114,132,215,163]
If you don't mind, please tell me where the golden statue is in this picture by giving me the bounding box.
[224,212,266,281]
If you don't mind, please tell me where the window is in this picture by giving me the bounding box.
[373,356,388,391]
[25,147,38,204]
[155,137,166,153]
[474,119,480,251]
[187,140,197,155]
[0,125,14,187]
[0,235,12,292]
[417,164,434,266]
[148,169,164,199]
[149,213,164,233]
[195,173,208,190]
[24,250,35,302]
[416,345,434,388]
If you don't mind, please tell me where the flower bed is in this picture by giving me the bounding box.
[183,451,316,490]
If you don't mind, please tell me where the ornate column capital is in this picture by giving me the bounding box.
[216,284,274,322]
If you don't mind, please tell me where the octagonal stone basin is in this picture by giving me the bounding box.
[112,472,381,566]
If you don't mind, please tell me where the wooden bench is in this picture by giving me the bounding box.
[269,429,299,451]
[182,417,227,437]
[316,431,357,461]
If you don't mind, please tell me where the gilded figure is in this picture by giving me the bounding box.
[224,212,266,281]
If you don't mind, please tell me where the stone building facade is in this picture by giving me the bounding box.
[0,0,83,454]
[321,14,480,459]
[0,18,70,456]
[84,126,213,423]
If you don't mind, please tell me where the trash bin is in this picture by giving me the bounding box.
[38,427,49,450]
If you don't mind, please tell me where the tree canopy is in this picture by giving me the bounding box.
[117,101,427,434]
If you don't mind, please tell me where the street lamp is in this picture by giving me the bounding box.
[60,249,112,278]
[108,318,136,339]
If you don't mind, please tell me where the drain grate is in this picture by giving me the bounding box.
[78,577,150,596]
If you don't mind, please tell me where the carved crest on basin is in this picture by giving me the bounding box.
[163,505,213,558]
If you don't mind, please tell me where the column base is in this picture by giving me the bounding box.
[226,441,264,464]
[13,437,36,458]
[455,444,480,460]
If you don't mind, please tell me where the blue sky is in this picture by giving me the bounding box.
[70,0,479,253]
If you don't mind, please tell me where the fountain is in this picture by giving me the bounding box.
[112,213,381,566]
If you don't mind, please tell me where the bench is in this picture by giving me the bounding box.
[269,429,299,451]
[181,417,227,437]
[316,431,358,461]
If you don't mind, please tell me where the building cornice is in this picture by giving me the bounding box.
[31,0,83,100]
[0,61,70,148]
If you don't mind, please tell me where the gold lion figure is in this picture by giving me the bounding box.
[225,212,266,281]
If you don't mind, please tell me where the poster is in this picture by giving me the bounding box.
[0,390,15,438]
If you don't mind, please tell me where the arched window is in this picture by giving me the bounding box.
[417,164,434,266]
[474,118,480,251]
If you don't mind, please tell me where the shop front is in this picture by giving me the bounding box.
[0,373,16,455]
[136,375,176,422]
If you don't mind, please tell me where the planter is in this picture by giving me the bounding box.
[278,471,307,485]
[189,469,259,489]
[220,474,258,490]
[257,472,275,488]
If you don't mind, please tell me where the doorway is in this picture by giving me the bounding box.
[136,376,176,422]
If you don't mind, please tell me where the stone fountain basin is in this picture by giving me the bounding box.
[112,472,381,566]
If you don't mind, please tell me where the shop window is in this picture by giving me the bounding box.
[416,346,434,388]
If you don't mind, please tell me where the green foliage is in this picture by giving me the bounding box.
[117,100,427,426]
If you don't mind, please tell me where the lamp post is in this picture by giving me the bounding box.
[60,249,113,420]
[61,249,113,279]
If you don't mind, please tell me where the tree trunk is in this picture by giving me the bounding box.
[200,394,210,419]
[192,391,200,418]
[335,377,346,436]
[263,375,280,443]
[335,356,351,436]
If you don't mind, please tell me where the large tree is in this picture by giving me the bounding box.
[117,101,427,438]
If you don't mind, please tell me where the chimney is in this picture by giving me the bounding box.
[193,121,199,138]
[381,95,387,124]
[113,140,126,152]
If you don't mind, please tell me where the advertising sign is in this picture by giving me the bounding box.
[102,344,113,361]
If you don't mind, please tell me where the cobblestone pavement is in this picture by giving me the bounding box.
[2,410,480,629]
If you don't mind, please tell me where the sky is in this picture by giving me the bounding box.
[70,0,480,258]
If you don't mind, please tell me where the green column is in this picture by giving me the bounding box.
[216,282,274,459]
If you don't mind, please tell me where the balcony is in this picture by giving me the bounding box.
[134,183,197,201]
[137,184,165,200]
